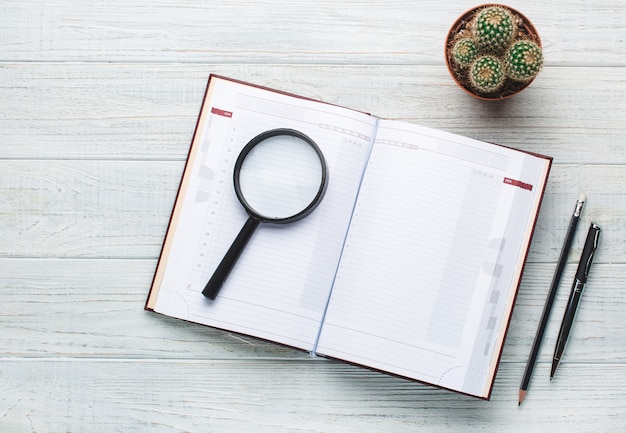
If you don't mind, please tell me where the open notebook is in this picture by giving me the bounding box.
[146,75,552,399]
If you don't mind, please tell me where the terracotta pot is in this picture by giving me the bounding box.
[445,4,542,100]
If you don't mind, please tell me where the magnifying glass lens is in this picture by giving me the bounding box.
[238,134,324,219]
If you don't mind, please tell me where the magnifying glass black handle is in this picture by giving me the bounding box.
[202,216,260,300]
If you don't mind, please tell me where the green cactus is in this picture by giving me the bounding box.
[469,55,505,93]
[473,6,516,53]
[506,40,543,82]
[452,38,478,66]
[447,5,543,97]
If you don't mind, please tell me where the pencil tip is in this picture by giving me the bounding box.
[518,389,527,405]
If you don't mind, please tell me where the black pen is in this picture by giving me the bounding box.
[551,222,601,379]
[518,195,585,405]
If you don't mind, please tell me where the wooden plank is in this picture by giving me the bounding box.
[0,160,179,258]
[0,258,304,359]
[1,259,624,362]
[1,161,625,260]
[1,63,625,164]
[0,359,624,432]
[1,1,625,65]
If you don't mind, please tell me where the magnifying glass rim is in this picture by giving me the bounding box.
[233,128,328,223]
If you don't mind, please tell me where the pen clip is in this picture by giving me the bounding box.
[577,223,601,281]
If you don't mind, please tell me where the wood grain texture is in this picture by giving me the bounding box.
[2,0,626,431]
[1,259,624,362]
[2,161,625,261]
[1,360,625,433]
[1,64,625,164]
[1,1,625,65]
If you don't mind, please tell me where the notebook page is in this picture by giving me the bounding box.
[150,77,377,351]
[316,120,549,397]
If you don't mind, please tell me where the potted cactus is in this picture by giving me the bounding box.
[445,4,543,100]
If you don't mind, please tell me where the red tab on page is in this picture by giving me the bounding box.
[211,107,233,118]
[504,177,533,191]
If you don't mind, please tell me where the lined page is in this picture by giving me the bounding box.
[150,77,377,351]
[316,120,550,397]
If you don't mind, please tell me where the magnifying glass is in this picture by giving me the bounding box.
[202,128,328,300]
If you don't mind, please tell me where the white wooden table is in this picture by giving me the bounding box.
[2,1,625,431]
